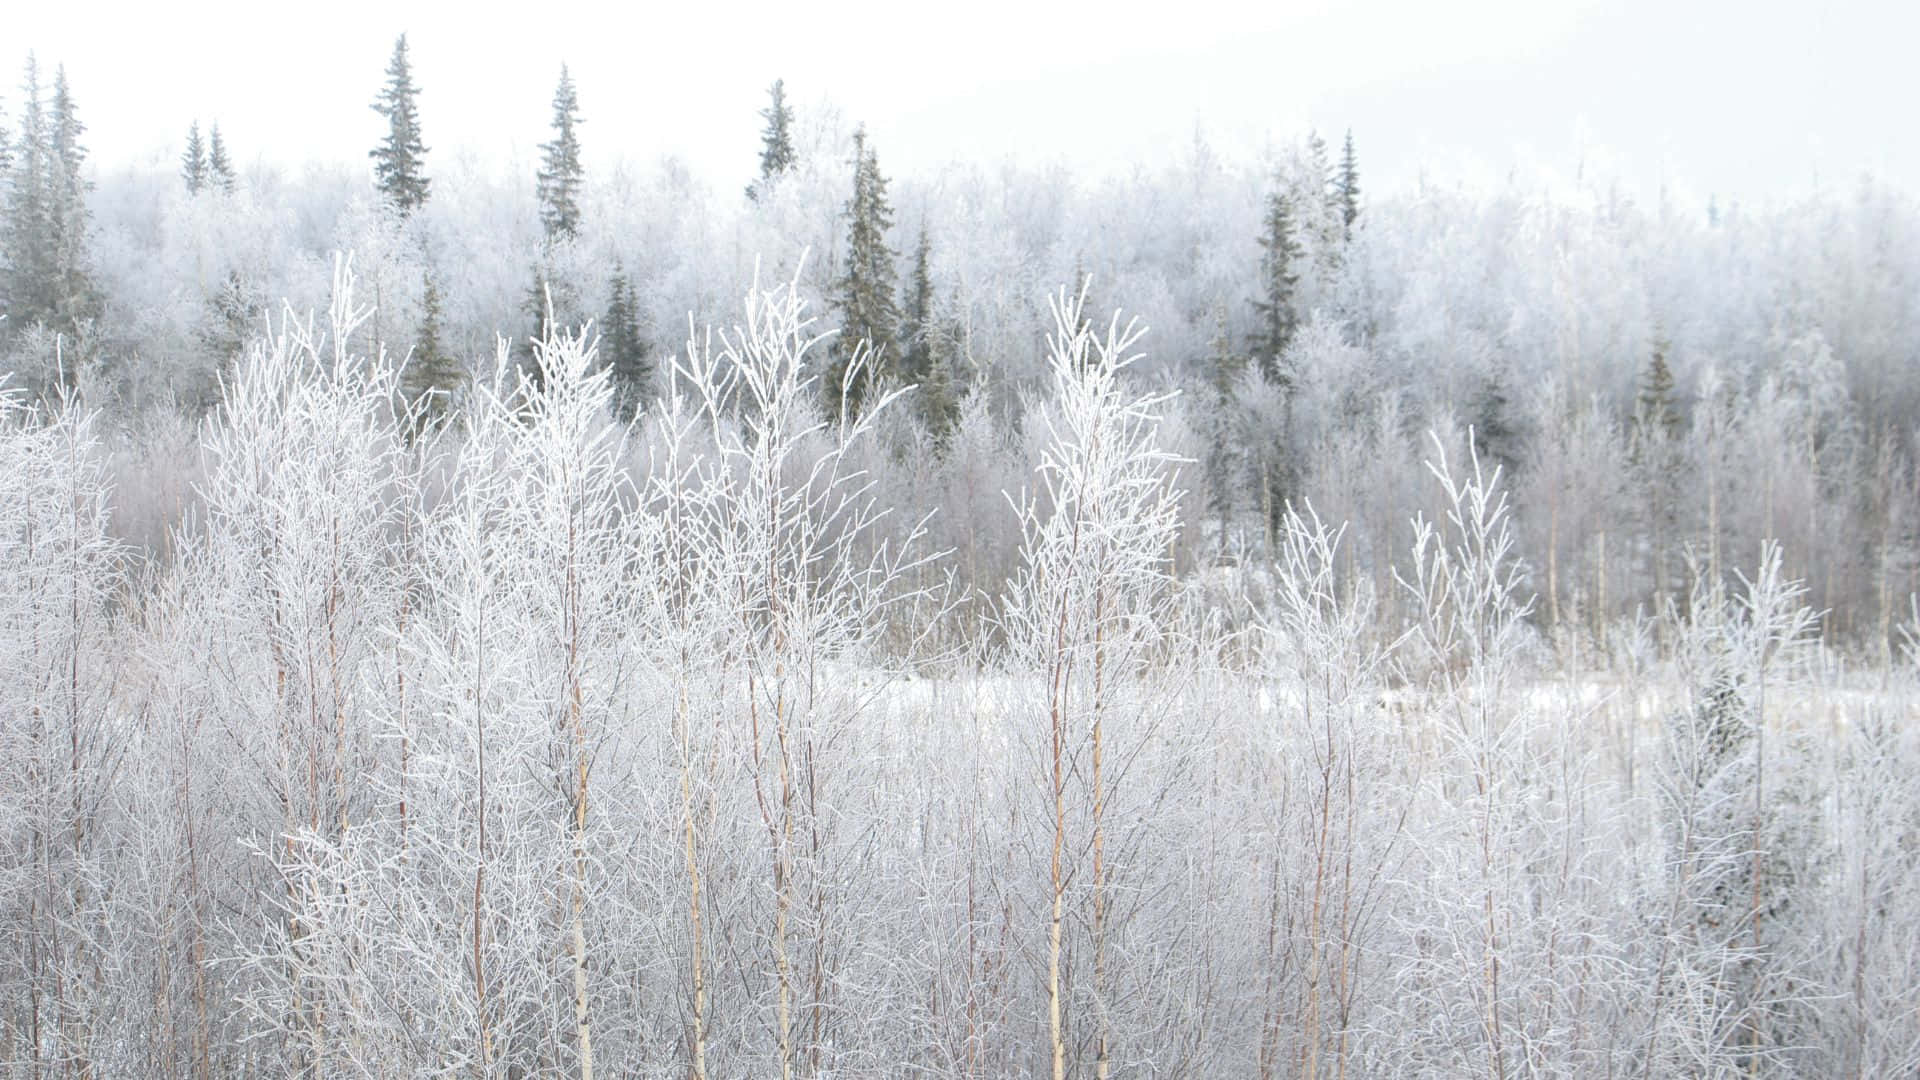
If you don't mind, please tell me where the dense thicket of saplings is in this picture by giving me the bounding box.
[0,261,1915,1078]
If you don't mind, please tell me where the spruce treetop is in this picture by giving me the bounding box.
[208,123,235,194]
[182,121,207,194]
[1,55,99,348]
[1251,189,1300,385]
[602,261,652,420]
[748,78,796,200]
[369,33,429,214]
[536,64,585,243]
[828,124,900,418]
[1336,130,1360,240]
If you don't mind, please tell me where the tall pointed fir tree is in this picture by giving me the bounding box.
[5,56,99,342]
[1250,189,1300,386]
[521,260,583,387]
[4,53,52,332]
[1307,129,1332,199]
[1634,335,1685,604]
[1204,305,1246,558]
[900,227,935,384]
[601,261,651,420]
[747,77,796,201]
[369,34,429,214]
[208,122,235,194]
[47,64,99,328]
[827,124,899,418]
[900,227,956,440]
[1335,129,1360,241]
[536,65,584,244]
[407,267,460,417]
[182,121,207,194]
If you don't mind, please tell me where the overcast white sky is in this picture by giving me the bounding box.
[14,0,1915,204]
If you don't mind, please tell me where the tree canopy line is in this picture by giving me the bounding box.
[1,39,1919,654]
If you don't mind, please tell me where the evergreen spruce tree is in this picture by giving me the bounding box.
[920,336,960,447]
[1634,335,1685,603]
[536,65,585,244]
[900,228,934,384]
[1636,336,1683,444]
[900,229,958,441]
[369,34,429,214]
[827,124,899,418]
[407,268,460,416]
[194,269,258,409]
[747,78,796,201]
[1335,129,1361,241]
[1250,189,1300,385]
[521,260,583,391]
[208,122,235,194]
[601,261,652,420]
[4,56,98,341]
[4,53,53,331]
[1307,129,1332,200]
[182,121,207,194]
[1470,363,1528,479]
[47,64,99,327]
[1204,306,1247,557]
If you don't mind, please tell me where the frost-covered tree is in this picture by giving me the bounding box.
[1250,188,1300,385]
[45,66,98,326]
[536,64,585,244]
[600,260,649,418]
[1335,129,1360,240]
[369,34,429,214]
[208,121,235,194]
[2,56,98,352]
[1643,544,1823,1075]
[899,227,958,439]
[1003,286,1186,1079]
[1632,337,1686,605]
[747,77,796,201]
[827,124,898,418]
[0,389,127,1076]
[1202,304,1245,555]
[174,258,427,1073]
[181,120,207,194]
[406,265,459,414]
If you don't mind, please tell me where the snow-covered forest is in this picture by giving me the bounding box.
[2,37,1920,1079]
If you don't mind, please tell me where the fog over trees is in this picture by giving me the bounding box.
[0,39,1918,1079]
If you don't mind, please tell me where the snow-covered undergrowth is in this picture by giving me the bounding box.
[1,261,1915,1078]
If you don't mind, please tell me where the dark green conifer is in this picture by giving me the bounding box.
[4,54,52,330]
[900,228,934,383]
[900,230,958,441]
[536,65,585,243]
[1335,129,1360,240]
[47,64,98,327]
[1634,334,1686,603]
[408,268,460,415]
[1250,189,1300,385]
[1204,307,1247,557]
[827,124,899,418]
[182,121,207,194]
[747,78,796,201]
[1470,364,1527,479]
[369,34,430,214]
[208,123,235,194]
[1636,336,1683,445]
[602,261,651,420]
[4,56,99,340]
[521,260,583,394]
